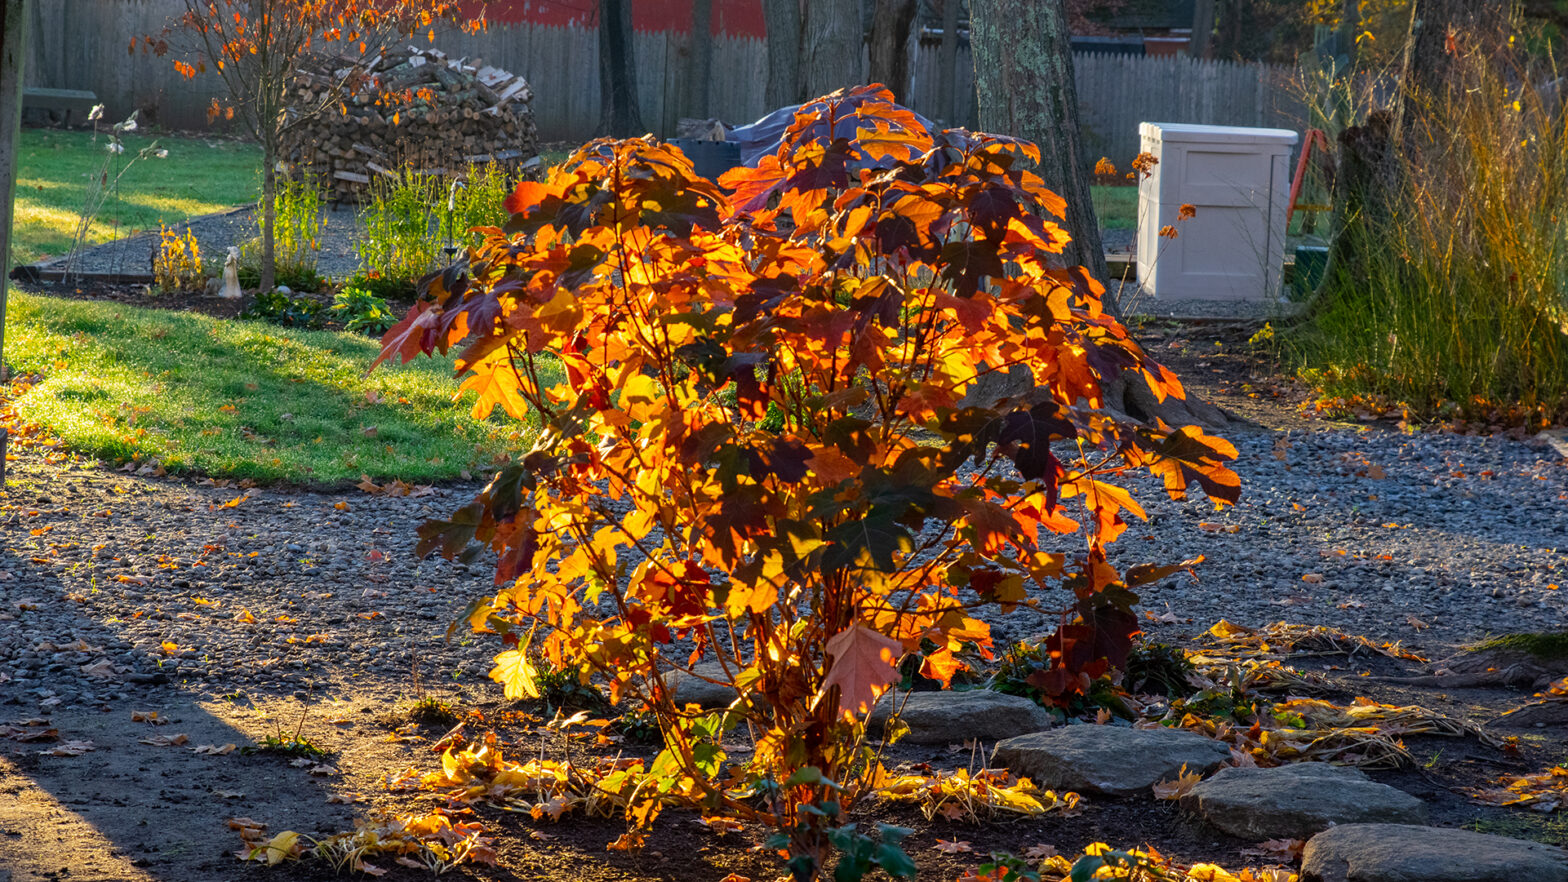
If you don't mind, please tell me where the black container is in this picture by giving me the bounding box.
[667,138,743,183]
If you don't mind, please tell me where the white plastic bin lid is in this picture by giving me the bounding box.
[1139,122,1298,145]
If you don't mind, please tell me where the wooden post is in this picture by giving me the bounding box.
[0,0,26,485]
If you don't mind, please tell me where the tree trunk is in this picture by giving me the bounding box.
[1189,0,1215,58]
[260,146,276,292]
[867,0,917,104]
[1,0,29,391]
[937,0,960,125]
[597,0,644,136]
[970,0,1233,430]
[801,0,861,100]
[970,0,1108,286]
[687,0,713,119]
[763,0,803,107]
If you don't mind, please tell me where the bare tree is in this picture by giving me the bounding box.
[867,0,918,104]
[936,0,961,125]
[969,0,1107,284]
[598,0,644,135]
[146,0,482,293]
[801,0,862,99]
[971,0,1233,428]
[1,0,29,395]
[687,0,713,119]
[763,0,804,106]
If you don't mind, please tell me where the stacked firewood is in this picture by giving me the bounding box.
[280,45,539,200]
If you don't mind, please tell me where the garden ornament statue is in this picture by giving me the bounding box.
[220,246,242,299]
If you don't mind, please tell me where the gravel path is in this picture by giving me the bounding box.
[38,205,369,282]
[2,415,1564,718]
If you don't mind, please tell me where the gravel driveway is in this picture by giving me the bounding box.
[2,408,1564,717]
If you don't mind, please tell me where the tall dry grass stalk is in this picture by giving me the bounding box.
[1293,29,1568,424]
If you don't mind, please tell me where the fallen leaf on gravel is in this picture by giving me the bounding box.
[1152,764,1202,800]
[160,641,179,655]
[1022,844,1058,859]
[1239,839,1304,860]
[326,792,363,804]
[1337,600,1366,609]
[215,790,245,799]
[115,574,149,586]
[130,710,167,725]
[192,743,237,755]
[139,733,190,747]
[359,862,387,877]
[933,839,972,854]
[289,758,315,767]
[218,494,250,509]
[1272,436,1291,460]
[235,609,256,624]
[80,659,119,678]
[40,739,95,756]
[1197,522,1241,533]
[63,638,99,652]
[1365,464,1386,480]
[1,725,57,742]
[329,718,355,727]
[1406,616,1430,631]
[1300,573,1324,584]
[308,764,334,776]
[334,502,351,511]
[529,830,557,841]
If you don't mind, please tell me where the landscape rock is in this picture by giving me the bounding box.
[668,663,738,709]
[991,724,1230,797]
[1182,763,1425,839]
[1300,823,1568,882]
[867,690,1053,744]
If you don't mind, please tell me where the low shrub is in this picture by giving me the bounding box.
[382,86,1237,877]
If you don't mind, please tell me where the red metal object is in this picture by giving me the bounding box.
[1288,128,1332,224]
[470,0,766,36]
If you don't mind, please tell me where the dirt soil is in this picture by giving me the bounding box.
[0,316,1564,882]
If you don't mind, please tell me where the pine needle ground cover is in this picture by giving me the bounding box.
[2,292,560,483]
[11,128,261,265]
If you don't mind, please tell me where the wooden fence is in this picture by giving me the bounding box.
[27,0,1306,164]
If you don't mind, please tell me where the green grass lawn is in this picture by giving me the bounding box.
[4,292,557,485]
[11,128,260,265]
[1091,185,1138,231]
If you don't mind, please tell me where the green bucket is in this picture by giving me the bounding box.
[1292,245,1328,301]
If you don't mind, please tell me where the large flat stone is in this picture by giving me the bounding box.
[1183,763,1425,840]
[990,724,1231,797]
[668,663,738,709]
[1301,824,1568,882]
[868,690,1053,744]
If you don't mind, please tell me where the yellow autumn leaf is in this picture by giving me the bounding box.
[489,647,540,700]
[262,830,300,866]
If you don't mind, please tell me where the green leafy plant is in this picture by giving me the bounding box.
[380,85,1237,879]
[242,288,325,329]
[330,285,394,335]
[407,696,461,728]
[268,171,324,289]
[357,170,443,284]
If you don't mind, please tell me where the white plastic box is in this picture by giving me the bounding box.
[1134,122,1298,301]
